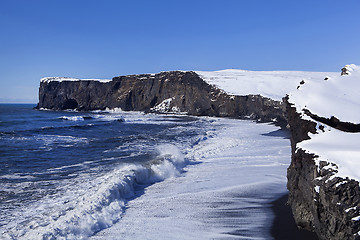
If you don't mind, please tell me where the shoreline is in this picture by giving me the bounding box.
[271,194,319,240]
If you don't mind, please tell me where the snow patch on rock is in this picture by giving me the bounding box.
[151,98,174,112]
[41,77,112,83]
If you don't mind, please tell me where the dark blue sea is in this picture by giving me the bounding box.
[0,104,213,239]
[0,104,292,240]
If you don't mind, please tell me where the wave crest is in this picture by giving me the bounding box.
[5,144,186,240]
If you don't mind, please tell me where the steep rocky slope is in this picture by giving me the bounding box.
[286,65,360,240]
[36,71,286,124]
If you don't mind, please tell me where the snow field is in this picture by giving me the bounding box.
[196,69,337,101]
[289,64,360,124]
[288,64,360,183]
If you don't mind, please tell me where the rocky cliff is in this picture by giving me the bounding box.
[36,67,360,240]
[286,65,360,240]
[36,71,286,124]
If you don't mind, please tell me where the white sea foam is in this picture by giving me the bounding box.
[2,113,291,240]
[38,135,88,144]
[2,143,189,240]
[93,111,185,125]
[91,118,291,239]
[59,116,84,121]
[39,107,52,111]
[4,134,89,150]
[104,107,123,113]
[92,107,123,114]
[150,144,186,179]
[0,173,36,180]
[90,114,125,122]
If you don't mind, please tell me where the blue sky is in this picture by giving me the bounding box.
[1,0,359,103]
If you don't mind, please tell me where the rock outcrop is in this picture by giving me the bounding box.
[36,71,286,125]
[286,80,360,240]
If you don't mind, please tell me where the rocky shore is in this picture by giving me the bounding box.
[36,66,360,239]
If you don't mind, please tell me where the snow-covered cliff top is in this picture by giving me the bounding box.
[40,77,112,83]
[196,69,338,101]
[42,69,341,102]
[289,64,360,124]
[298,128,360,182]
[288,64,360,182]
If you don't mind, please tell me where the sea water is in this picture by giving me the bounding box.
[0,104,291,239]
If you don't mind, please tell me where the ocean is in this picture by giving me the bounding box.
[0,104,291,240]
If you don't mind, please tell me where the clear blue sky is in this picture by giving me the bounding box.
[1,0,359,103]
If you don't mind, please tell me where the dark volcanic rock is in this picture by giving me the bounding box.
[303,109,360,132]
[36,71,286,124]
[37,69,360,240]
[286,97,360,240]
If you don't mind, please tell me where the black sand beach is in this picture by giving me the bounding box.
[271,194,319,240]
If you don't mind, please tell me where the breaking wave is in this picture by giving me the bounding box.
[59,116,86,121]
[3,144,187,240]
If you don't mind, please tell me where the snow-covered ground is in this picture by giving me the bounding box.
[289,64,360,123]
[196,69,338,101]
[198,65,360,184]
[91,118,291,240]
[288,64,360,182]
[298,129,360,182]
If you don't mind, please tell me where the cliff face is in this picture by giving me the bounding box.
[37,71,286,124]
[286,70,360,240]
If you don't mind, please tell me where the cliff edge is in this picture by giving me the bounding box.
[286,64,360,240]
